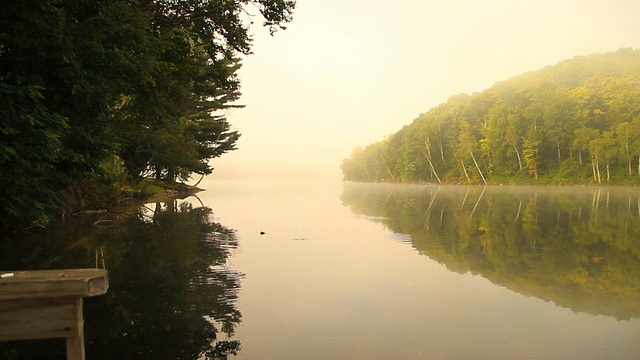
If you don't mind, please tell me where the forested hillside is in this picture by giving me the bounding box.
[341,49,640,185]
[0,1,295,229]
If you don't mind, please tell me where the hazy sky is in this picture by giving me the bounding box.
[210,0,640,181]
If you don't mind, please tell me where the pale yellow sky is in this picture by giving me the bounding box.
[210,0,640,181]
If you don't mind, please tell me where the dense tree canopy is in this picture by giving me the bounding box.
[0,0,295,229]
[342,49,640,185]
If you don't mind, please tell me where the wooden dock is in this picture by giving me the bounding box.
[0,268,109,360]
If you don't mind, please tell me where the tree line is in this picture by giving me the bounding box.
[341,184,640,320]
[341,49,640,185]
[0,0,295,229]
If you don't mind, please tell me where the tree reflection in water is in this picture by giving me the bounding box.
[0,199,242,359]
[342,184,640,320]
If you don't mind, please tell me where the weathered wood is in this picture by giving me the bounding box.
[0,268,108,300]
[0,297,81,341]
[0,268,108,360]
[66,298,85,360]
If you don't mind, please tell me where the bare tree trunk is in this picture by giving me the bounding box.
[513,200,522,225]
[422,186,441,217]
[469,186,487,220]
[461,187,470,210]
[422,139,441,184]
[438,136,446,164]
[591,157,598,182]
[468,148,488,184]
[513,144,523,171]
[460,159,470,183]
[578,151,583,165]
[421,150,442,184]
[382,156,395,181]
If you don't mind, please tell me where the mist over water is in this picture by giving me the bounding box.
[197,180,640,359]
[2,180,639,359]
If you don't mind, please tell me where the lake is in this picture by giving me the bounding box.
[1,180,640,359]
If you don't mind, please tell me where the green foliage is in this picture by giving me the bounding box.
[342,49,640,185]
[0,200,242,358]
[0,82,69,229]
[0,0,296,229]
[342,184,640,320]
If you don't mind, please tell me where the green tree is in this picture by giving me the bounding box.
[591,130,618,182]
[0,83,69,228]
[616,122,634,176]
[573,127,600,167]
[341,49,640,185]
[0,1,145,228]
[522,136,541,180]
[456,121,487,184]
[0,0,296,228]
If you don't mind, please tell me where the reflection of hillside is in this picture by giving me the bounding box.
[342,183,640,320]
[0,199,241,359]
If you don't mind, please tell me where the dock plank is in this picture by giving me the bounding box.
[0,269,108,300]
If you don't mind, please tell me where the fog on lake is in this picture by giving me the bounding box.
[1,181,639,359]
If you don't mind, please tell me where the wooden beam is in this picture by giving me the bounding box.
[0,268,108,360]
[0,297,81,341]
[0,268,108,301]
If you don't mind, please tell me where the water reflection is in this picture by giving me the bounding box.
[342,183,640,320]
[0,199,241,359]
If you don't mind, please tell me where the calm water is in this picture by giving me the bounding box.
[1,181,640,359]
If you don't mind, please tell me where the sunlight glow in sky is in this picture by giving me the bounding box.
[210,0,640,181]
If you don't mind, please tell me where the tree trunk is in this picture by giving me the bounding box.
[513,200,522,225]
[438,136,446,164]
[381,156,395,181]
[460,159,470,183]
[469,186,487,220]
[513,144,523,171]
[578,151,583,165]
[423,139,441,184]
[468,147,488,184]
[421,150,442,184]
[167,169,176,183]
[192,173,205,187]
